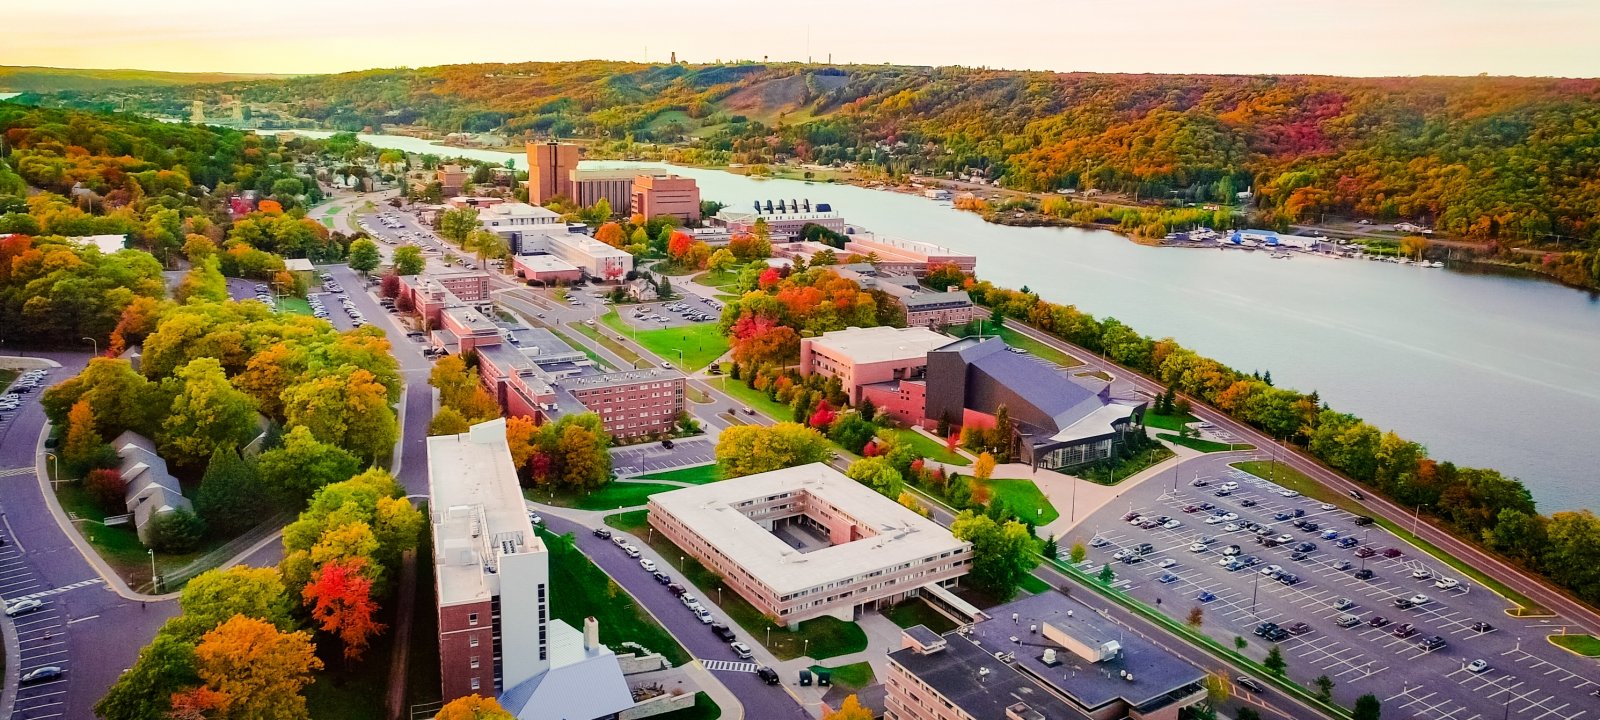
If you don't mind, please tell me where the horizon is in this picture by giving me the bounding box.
[7,0,1600,79]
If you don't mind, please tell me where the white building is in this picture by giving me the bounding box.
[493,229,633,281]
[480,202,563,230]
[428,419,635,719]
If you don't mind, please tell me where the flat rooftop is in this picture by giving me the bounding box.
[515,254,580,273]
[890,629,1083,720]
[559,366,683,391]
[442,306,499,333]
[968,592,1206,710]
[428,419,544,607]
[648,463,967,595]
[482,202,561,220]
[809,326,952,365]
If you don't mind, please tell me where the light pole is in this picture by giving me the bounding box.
[82,336,97,356]
[1411,503,1428,538]
[766,626,772,647]
[679,555,685,572]
[42,452,59,491]
[148,549,158,592]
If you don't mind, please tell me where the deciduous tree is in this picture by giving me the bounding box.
[160,357,259,467]
[437,695,515,720]
[438,207,480,247]
[193,615,323,720]
[950,511,1039,600]
[346,238,381,274]
[391,245,424,276]
[303,556,385,661]
[715,423,830,478]
[974,451,996,480]
[258,425,364,503]
[822,695,872,720]
[846,457,903,498]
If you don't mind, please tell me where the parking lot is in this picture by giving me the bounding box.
[2,541,78,719]
[0,367,48,435]
[357,211,463,274]
[617,295,723,331]
[610,438,716,476]
[1069,463,1600,719]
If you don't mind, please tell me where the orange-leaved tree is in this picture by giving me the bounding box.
[193,615,323,720]
[437,694,516,720]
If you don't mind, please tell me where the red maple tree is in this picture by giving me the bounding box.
[302,557,386,661]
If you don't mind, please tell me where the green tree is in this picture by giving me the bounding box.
[715,422,831,478]
[429,406,471,436]
[951,511,1039,599]
[258,425,365,502]
[845,457,903,498]
[160,357,259,467]
[1236,709,1261,720]
[94,634,200,720]
[175,255,228,304]
[167,566,296,641]
[708,248,736,275]
[1069,542,1087,563]
[826,412,878,454]
[466,228,508,270]
[557,422,610,490]
[148,508,207,553]
[1204,672,1231,706]
[1264,644,1287,676]
[1314,674,1335,701]
[1041,534,1057,558]
[194,446,266,536]
[1097,563,1114,584]
[438,207,481,247]
[347,238,381,274]
[1235,636,1248,650]
[1353,694,1382,720]
[392,244,425,275]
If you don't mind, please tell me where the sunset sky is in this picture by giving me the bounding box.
[7,0,1598,77]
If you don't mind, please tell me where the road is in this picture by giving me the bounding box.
[0,352,177,720]
[999,319,1600,638]
[541,513,809,720]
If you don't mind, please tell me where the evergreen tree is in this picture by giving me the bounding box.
[1264,645,1287,675]
[194,446,266,536]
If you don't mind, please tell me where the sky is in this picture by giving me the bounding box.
[6,0,1599,78]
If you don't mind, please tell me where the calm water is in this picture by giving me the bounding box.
[296,130,1600,511]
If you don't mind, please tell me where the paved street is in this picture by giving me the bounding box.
[540,513,808,720]
[1065,453,1600,720]
[0,353,176,720]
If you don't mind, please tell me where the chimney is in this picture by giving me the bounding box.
[584,616,600,652]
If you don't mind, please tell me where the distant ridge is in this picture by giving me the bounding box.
[0,65,295,93]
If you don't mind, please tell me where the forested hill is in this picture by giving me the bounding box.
[45,62,1600,267]
[0,65,287,93]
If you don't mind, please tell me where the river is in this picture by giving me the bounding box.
[291,130,1600,512]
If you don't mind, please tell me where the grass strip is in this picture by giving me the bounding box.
[638,465,723,485]
[538,528,690,665]
[1548,634,1600,657]
[881,427,969,466]
[1157,432,1253,453]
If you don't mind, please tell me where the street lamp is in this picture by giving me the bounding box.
[148,549,158,593]
[679,555,685,572]
[42,452,59,491]
[1411,503,1429,538]
[82,336,97,356]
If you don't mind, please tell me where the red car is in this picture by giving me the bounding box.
[1183,505,1201,513]
[1381,548,1404,558]
[1392,623,1417,638]
[1355,547,1377,558]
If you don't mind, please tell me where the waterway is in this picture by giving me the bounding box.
[291,130,1600,511]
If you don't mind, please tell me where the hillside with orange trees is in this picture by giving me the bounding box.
[40,62,1600,285]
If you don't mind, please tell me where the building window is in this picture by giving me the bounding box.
[468,612,479,626]
[470,677,481,691]
[470,656,480,669]
[469,635,480,647]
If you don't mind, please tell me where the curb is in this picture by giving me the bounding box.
[0,603,18,720]
[1544,633,1600,659]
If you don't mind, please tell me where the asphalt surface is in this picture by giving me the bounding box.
[1001,320,1600,639]
[1067,453,1600,720]
[541,514,810,720]
[0,352,177,720]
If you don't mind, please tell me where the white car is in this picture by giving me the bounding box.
[1204,515,1226,525]
[623,544,641,558]
[1466,659,1488,673]
[1162,520,1182,530]
[1220,481,1240,491]
[1128,516,1146,526]
[1279,490,1301,498]
[1408,594,1432,606]
[1411,568,1433,580]
[730,641,753,659]
[639,559,657,572]
[1221,512,1239,522]
[681,593,699,608]
[1434,578,1460,590]
[1319,503,1336,511]
[1157,558,1177,568]
[1188,542,1208,553]
[1224,523,1241,532]
[695,609,714,624]
[1260,564,1282,577]
[4,599,42,616]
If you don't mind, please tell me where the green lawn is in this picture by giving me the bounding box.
[809,661,875,690]
[1075,444,1176,486]
[600,311,729,371]
[883,598,958,634]
[881,427,969,466]
[1549,634,1600,657]
[1144,410,1198,432]
[639,464,724,485]
[279,296,313,316]
[532,482,680,511]
[638,530,867,660]
[604,509,650,535]
[571,321,646,367]
[1020,574,1054,595]
[949,323,1083,368]
[653,693,721,720]
[710,375,794,421]
[980,478,1059,524]
[0,369,18,393]
[1230,460,1545,614]
[1075,369,1113,381]
[691,270,740,291]
[1157,432,1253,453]
[540,529,691,665]
[547,327,614,370]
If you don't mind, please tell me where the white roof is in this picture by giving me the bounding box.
[284,258,315,272]
[1047,400,1144,444]
[809,326,953,365]
[428,419,544,606]
[648,463,968,595]
[515,255,580,272]
[72,234,128,254]
[482,202,561,221]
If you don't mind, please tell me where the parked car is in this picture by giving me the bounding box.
[1354,568,1375,580]
[1382,547,1404,558]
[19,666,63,685]
[1392,623,1418,638]
[1471,621,1495,633]
[1089,536,1110,547]
[757,666,781,685]
[1287,622,1312,636]
[1408,594,1431,606]
[652,571,671,585]
[1435,578,1460,590]
[1418,636,1447,652]
[1355,546,1377,558]
[695,609,715,624]
[730,642,754,659]
[1411,568,1433,580]
[4,599,42,616]
[711,623,736,642]
[1333,597,1355,610]
[1158,573,1180,584]
[1196,591,1217,603]
[1466,659,1488,673]
[623,545,641,558]
[1335,614,1362,628]
[667,583,686,597]
[1368,616,1390,628]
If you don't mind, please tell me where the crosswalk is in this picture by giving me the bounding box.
[700,659,759,673]
[0,466,33,478]
[8,578,104,602]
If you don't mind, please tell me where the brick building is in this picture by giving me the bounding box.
[569,168,638,214]
[525,142,580,205]
[842,233,976,277]
[631,174,701,224]
[648,463,971,626]
[428,419,636,717]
